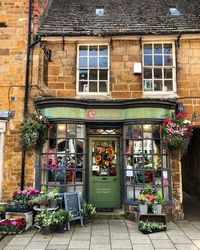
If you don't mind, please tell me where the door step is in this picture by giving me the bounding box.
[94,209,125,220]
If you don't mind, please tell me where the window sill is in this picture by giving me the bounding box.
[143,91,178,98]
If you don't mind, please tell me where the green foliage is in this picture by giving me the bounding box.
[156,190,164,204]
[139,220,166,233]
[81,202,96,219]
[21,112,49,149]
[35,209,72,228]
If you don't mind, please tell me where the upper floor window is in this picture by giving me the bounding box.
[77,45,109,94]
[142,43,176,92]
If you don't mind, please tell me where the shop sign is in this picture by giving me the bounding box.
[0,123,6,133]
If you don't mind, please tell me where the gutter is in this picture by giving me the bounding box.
[21,0,41,191]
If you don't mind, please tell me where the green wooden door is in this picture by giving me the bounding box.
[89,137,120,208]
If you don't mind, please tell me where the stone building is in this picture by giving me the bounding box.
[1,0,200,219]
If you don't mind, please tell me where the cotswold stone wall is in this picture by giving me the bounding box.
[0,0,47,200]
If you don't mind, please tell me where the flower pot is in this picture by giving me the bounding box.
[40,226,51,235]
[139,204,148,215]
[56,224,67,233]
[40,205,46,210]
[154,204,162,214]
[49,199,57,208]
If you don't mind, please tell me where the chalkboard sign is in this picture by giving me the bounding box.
[63,192,83,227]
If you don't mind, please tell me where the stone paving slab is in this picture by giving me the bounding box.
[2,219,200,249]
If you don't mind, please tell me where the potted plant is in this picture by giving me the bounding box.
[35,211,53,235]
[161,112,192,151]
[153,190,164,214]
[80,202,96,224]
[48,188,58,208]
[21,112,49,150]
[137,194,149,215]
[51,209,72,233]
[139,220,166,234]
[0,218,26,234]
[32,194,49,209]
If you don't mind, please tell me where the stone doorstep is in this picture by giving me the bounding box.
[94,209,125,220]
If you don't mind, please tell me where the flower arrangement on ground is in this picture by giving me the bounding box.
[8,189,41,212]
[137,185,164,214]
[0,218,26,234]
[35,209,72,234]
[21,111,49,149]
[81,202,96,222]
[139,220,166,234]
[161,112,192,150]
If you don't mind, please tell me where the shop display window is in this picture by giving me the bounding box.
[41,123,85,196]
[124,124,171,203]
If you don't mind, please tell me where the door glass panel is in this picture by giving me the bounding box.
[92,140,117,176]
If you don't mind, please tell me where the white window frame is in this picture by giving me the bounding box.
[76,44,110,95]
[142,42,176,94]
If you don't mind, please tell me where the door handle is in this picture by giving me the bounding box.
[113,178,116,181]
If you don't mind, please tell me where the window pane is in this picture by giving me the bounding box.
[67,124,76,137]
[79,46,87,56]
[99,81,107,92]
[143,125,151,138]
[79,69,88,80]
[144,44,152,54]
[99,57,108,68]
[79,81,88,92]
[89,81,98,92]
[164,69,172,79]
[67,139,76,153]
[144,80,153,91]
[152,125,160,138]
[154,68,162,79]
[127,186,134,201]
[49,124,57,138]
[57,124,66,138]
[144,140,152,154]
[154,44,162,54]
[154,80,162,91]
[89,46,98,56]
[164,55,172,66]
[154,55,162,66]
[99,45,108,56]
[99,69,108,80]
[164,44,172,54]
[79,57,87,67]
[144,68,152,79]
[77,125,84,138]
[77,139,84,153]
[89,69,97,80]
[164,80,173,91]
[89,57,97,67]
[57,139,66,152]
[144,55,152,66]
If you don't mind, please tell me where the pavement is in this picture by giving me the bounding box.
[1,219,200,250]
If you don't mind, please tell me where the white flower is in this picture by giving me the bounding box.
[183,120,191,124]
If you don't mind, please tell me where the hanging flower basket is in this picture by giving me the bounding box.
[160,112,193,151]
[21,112,49,150]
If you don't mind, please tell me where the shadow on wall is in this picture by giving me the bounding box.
[182,128,200,200]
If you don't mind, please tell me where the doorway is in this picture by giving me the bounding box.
[89,137,120,208]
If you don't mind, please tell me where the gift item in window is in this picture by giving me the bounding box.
[144,164,153,183]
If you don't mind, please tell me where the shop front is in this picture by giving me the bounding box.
[35,97,176,209]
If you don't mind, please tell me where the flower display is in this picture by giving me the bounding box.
[0,218,26,234]
[80,202,96,220]
[161,112,193,149]
[21,111,49,149]
[12,189,40,204]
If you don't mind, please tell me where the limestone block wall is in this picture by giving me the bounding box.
[0,0,47,200]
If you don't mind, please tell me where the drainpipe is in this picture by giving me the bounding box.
[20,0,33,191]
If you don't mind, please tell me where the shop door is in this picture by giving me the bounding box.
[89,137,120,208]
